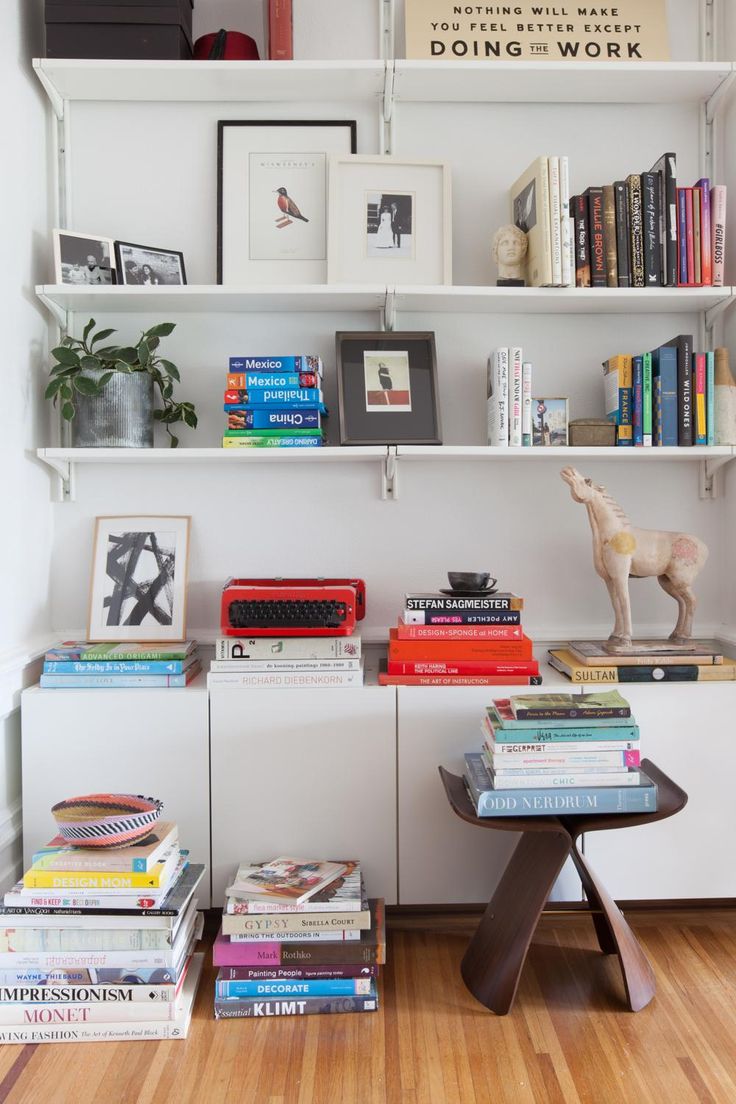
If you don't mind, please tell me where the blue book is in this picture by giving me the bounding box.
[229,356,322,374]
[227,410,323,429]
[464,754,657,816]
[43,660,192,675]
[225,402,327,414]
[706,350,715,445]
[236,373,317,389]
[229,388,322,406]
[39,668,199,688]
[651,345,678,446]
[632,356,643,446]
[215,978,371,999]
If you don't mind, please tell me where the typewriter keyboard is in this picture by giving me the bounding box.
[228,599,349,630]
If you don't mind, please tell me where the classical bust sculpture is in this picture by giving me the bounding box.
[492,224,528,286]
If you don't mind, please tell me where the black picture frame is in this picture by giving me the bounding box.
[336,331,442,446]
[114,241,187,286]
[217,120,357,285]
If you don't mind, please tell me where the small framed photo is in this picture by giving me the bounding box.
[532,397,569,446]
[114,241,186,286]
[336,331,442,445]
[218,120,357,285]
[53,230,116,285]
[327,156,451,285]
[88,516,191,642]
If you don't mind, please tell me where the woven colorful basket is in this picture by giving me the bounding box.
[50,794,163,849]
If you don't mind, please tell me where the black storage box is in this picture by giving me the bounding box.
[45,0,194,60]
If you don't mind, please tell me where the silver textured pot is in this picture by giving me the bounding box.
[70,371,154,448]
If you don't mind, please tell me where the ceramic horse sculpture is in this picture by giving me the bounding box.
[560,467,708,649]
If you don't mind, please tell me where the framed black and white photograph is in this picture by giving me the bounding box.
[88,515,190,642]
[336,331,441,445]
[532,397,569,446]
[218,120,357,284]
[53,230,116,285]
[327,156,451,284]
[114,241,186,286]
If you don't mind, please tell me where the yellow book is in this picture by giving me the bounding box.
[549,649,736,685]
[22,861,169,891]
[603,354,633,444]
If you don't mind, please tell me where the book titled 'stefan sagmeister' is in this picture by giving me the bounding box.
[403,1,670,62]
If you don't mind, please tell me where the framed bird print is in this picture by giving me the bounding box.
[217,120,357,284]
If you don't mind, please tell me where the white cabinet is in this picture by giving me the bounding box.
[21,682,212,905]
[209,686,397,904]
[583,684,736,900]
[397,687,581,904]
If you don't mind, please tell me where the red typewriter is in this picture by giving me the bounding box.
[220,578,366,637]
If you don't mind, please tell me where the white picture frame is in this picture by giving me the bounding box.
[88,516,191,642]
[327,155,452,285]
[53,229,116,285]
[218,120,357,285]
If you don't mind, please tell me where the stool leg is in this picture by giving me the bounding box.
[569,841,656,1012]
[461,829,570,1015]
[567,847,619,956]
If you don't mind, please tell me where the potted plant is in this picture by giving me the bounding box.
[45,319,198,447]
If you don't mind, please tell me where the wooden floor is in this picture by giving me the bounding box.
[0,908,734,1104]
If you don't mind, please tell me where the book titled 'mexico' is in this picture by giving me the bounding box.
[227,373,319,390]
[464,754,657,817]
[229,357,322,373]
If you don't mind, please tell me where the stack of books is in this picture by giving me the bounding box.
[510,155,573,288]
[0,827,205,1043]
[378,589,541,687]
[213,859,384,1019]
[603,337,729,447]
[486,346,533,447]
[548,639,736,684]
[39,641,201,689]
[223,355,326,449]
[208,633,364,689]
[464,689,657,817]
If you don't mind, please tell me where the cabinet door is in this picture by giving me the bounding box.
[397,687,581,905]
[21,685,212,904]
[210,688,397,905]
[583,684,736,900]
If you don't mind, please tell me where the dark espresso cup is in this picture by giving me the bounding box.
[447,572,496,591]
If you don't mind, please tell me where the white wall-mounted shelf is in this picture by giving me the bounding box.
[389,286,735,317]
[395,445,734,460]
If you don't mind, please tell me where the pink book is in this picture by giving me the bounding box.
[268,0,293,59]
[711,185,727,287]
[685,188,695,284]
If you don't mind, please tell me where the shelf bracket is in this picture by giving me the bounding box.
[699,453,734,500]
[382,61,395,155]
[32,61,65,120]
[382,446,399,500]
[382,287,396,332]
[704,293,735,348]
[37,453,75,503]
[36,290,69,330]
[380,0,395,62]
[702,69,735,181]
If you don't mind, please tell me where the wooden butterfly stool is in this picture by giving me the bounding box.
[438,760,687,1015]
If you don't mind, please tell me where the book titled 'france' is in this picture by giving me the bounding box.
[463,753,657,816]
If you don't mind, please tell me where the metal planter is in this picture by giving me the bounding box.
[70,371,154,448]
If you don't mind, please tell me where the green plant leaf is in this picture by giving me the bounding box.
[136,341,150,368]
[115,346,138,365]
[158,359,180,381]
[94,345,119,357]
[90,328,116,345]
[145,322,176,338]
[73,376,100,395]
[79,355,102,372]
[183,408,198,428]
[147,336,160,351]
[44,379,63,400]
[115,360,135,374]
[51,346,81,367]
[98,371,114,387]
[60,383,73,400]
[61,401,75,421]
[168,433,179,448]
[161,380,173,399]
[50,363,75,377]
[83,318,96,341]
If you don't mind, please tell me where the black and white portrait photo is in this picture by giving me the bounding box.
[88,516,190,641]
[365,192,414,259]
[114,241,187,286]
[53,230,116,285]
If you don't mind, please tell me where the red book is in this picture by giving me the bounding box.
[269,0,293,60]
[378,674,541,687]
[685,188,695,284]
[396,622,525,642]
[388,632,534,662]
[387,660,539,676]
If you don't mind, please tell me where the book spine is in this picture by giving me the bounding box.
[654,345,679,446]
[403,610,521,625]
[602,184,617,287]
[488,770,638,789]
[222,437,323,449]
[213,941,384,967]
[228,930,360,943]
[390,639,532,660]
[660,154,678,285]
[39,670,197,689]
[676,334,694,446]
[227,410,322,429]
[711,185,727,286]
[214,993,377,1018]
[404,596,521,611]
[613,181,631,287]
[487,349,509,446]
[387,661,539,676]
[22,868,169,891]
[653,373,662,445]
[632,356,643,446]
[485,749,641,769]
[676,188,687,283]
[559,156,572,286]
[224,428,323,438]
[268,0,293,59]
[694,353,707,445]
[549,157,562,285]
[43,660,189,675]
[706,350,715,446]
[693,188,703,284]
[224,388,322,406]
[572,194,591,287]
[215,978,372,998]
[627,175,644,287]
[641,171,661,286]
[44,647,193,662]
[0,983,176,1003]
[512,706,630,720]
[521,362,533,445]
[207,670,363,689]
[488,734,639,750]
[0,929,172,952]
[209,659,360,672]
[215,637,361,660]
[641,351,653,446]
[380,675,543,687]
[0,947,181,969]
[685,188,695,283]
[509,347,523,446]
[0,1020,190,1043]
[0,1001,176,1025]
[228,357,322,373]
[218,965,379,981]
[222,910,370,936]
[696,179,712,284]
[587,187,606,286]
[396,623,523,641]
[227,373,318,390]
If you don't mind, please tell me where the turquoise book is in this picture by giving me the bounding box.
[464,754,657,817]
